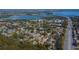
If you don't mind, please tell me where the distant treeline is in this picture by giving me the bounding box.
[43,16,68,20]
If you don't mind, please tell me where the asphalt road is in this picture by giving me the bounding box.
[64,17,74,50]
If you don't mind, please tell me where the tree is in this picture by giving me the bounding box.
[11,32,17,39]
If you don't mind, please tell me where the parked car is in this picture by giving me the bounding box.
[72,39,77,47]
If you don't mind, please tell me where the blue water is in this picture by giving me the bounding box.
[9,15,43,20]
[53,11,79,17]
[9,10,79,20]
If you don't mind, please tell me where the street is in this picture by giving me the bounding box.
[64,17,74,50]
